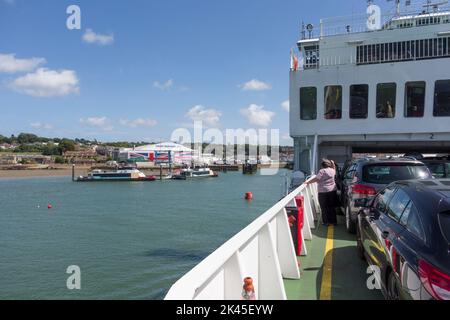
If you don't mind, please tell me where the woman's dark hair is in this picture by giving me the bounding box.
[321,159,333,169]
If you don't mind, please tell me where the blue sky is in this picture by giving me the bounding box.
[0,0,394,144]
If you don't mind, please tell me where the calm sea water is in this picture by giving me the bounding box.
[0,170,289,300]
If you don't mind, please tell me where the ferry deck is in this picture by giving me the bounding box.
[165,0,450,301]
[284,218,383,300]
[164,179,384,300]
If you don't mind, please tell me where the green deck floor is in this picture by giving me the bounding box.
[284,216,384,300]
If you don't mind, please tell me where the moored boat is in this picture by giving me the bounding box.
[172,166,218,180]
[75,167,156,182]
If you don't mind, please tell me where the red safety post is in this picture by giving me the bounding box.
[294,196,305,256]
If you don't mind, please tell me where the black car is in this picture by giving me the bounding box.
[356,179,450,300]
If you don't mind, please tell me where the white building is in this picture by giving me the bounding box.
[117,142,194,165]
[290,1,450,173]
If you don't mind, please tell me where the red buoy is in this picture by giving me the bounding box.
[47,204,53,209]
[245,192,253,200]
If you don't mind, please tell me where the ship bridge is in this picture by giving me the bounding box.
[291,1,450,172]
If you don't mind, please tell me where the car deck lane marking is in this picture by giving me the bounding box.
[319,225,334,300]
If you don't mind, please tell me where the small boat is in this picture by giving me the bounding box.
[242,161,258,175]
[172,166,218,180]
[75,167,156,182]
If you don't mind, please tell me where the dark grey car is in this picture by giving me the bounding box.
[341,158,432,233]
[356,179,450,300]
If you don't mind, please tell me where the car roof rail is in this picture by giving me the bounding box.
[400,156,418,161]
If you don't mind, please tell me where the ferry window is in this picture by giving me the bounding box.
[300,87,317,120]
[350,85,369,119]
[376,83,396,118]
[434,80,450,117]
[405,81,425,118]
[324,86,342,119]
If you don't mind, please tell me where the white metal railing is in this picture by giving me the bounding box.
[301,7,450,39]
[164,177,319,300]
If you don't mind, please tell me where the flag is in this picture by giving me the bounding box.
[290,48,299,71]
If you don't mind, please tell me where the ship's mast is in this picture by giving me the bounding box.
[423,0,449,13]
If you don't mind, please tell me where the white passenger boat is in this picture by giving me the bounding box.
[172,166,218,180]
[76,167,156,182]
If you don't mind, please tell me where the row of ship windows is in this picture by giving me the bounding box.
[356,37,450,65]
[299,80,450,120]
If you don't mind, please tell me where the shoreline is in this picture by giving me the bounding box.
[0,167,89,179]
[0,163,291,180]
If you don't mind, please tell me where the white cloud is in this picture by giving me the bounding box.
[186,105,222,127]
[120,118,158,128]
[240,104,275,127]
[82,29,114,46]
[0,53,46,73]
[153,79,174,91]
[9,68,79,97]
[281,100,290,112]
[31,122,53,130]
[80,117,113,131]
[241,79,271,91]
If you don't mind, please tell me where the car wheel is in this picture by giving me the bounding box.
[345,206,356,234]
[356,225,365,261]
[387,271,400,300]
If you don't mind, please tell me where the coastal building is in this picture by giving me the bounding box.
[290,1,450,173]
[0,154,51,165]
[116,142,194,165]
[63,149,103,165]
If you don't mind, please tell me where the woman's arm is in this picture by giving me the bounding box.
[306,177,320,185]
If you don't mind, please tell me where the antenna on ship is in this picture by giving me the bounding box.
[386,0,412,16]
[423,0,449,13]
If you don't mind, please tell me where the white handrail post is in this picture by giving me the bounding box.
[277,209,301,279]
[224,252,245,300]
[258,224,287,300]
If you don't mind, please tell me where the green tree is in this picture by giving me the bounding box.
[42,144,61,156]
[54,156,65,164]
[58,139,76,154]
[17,133,39,144]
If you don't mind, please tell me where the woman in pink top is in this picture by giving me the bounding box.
[306,159,337,226]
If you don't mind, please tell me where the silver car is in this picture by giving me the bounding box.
[341,158,432,233]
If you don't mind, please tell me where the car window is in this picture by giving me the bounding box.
[446,163,450,177]
[438,211,450,244]
[373,186,397,213]
[427,163,446,178]
[362,164,431,184]
[344,164,356,180]
[400,202,425,241]
[387,188,410,221]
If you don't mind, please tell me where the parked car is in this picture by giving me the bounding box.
[421,157,450,178]
[356,179,450,300]
[341,158,432,233]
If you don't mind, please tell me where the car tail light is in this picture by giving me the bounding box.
[352,184,377,196]
[418,259,450,300]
